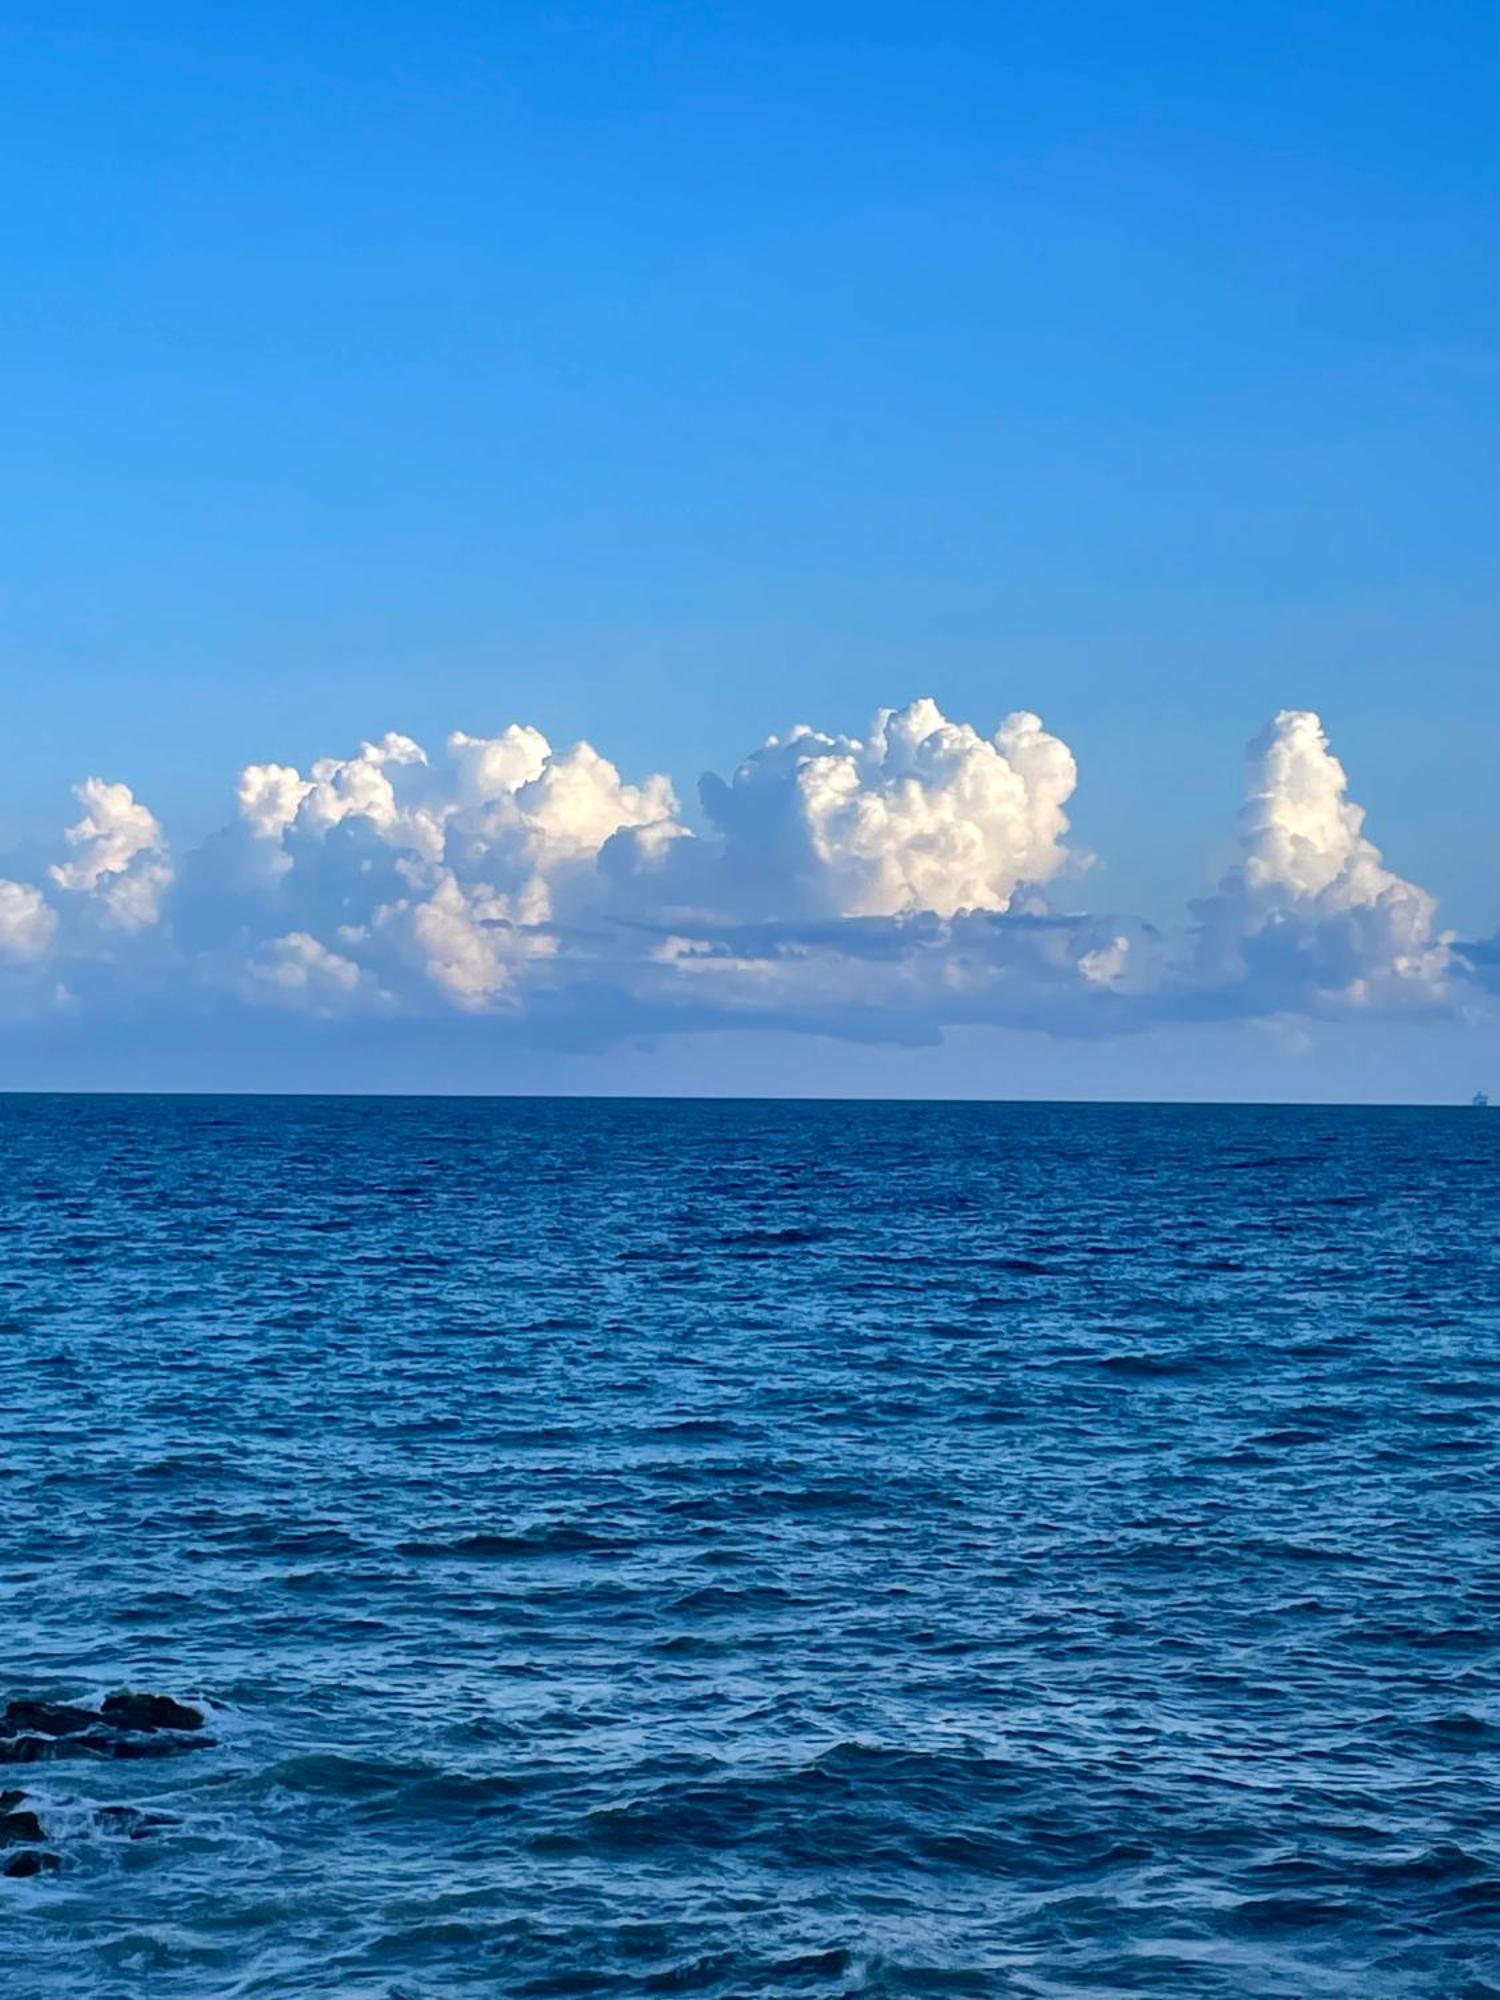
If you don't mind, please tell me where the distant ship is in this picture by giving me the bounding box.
[1474,1091,1491,1108]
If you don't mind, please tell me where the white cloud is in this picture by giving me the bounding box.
[244,930,390,1014]
[1078,935,1132,988]
[1192,710,1450,1012]
[697,697,1077,919]
[448,724,550,804]
[238,731,444,858]
[237,762,314,843]
[442,732,679,927]
[0,879,57,964]
[225,724,680,1008]
[395,871,559,1010]
[49,777,172,931]
[2,697,1479,1048]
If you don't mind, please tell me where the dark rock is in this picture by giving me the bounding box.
[0,1809,45,1845]
[95,1804,180,1839]
[1,1725,213,1764]
[0,1790,24,1812]
[3,1849,60,1877]
[103,1728,215,1759]
[0,1738,51,1766]
[1,1689,212,1764]
[100,1692,206,1734]
[1,1699,102,1738]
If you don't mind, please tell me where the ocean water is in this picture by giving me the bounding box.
[2,1096,1499,1998]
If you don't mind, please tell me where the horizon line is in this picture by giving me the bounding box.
[0,1088,1491,1110]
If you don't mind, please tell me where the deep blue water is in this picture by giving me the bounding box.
[3,1097,1499,1997]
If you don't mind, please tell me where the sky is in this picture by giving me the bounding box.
[1,2,1497,1096]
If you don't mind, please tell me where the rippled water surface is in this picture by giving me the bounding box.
[3,1096,1500,1996]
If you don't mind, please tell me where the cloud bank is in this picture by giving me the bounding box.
[0,698,1469,1049]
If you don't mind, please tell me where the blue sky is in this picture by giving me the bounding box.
[1,3,1497,1094]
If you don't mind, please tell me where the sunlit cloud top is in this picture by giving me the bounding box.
[1,697,1475,1048]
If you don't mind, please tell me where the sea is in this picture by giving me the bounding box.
[2,1095,1498,1997]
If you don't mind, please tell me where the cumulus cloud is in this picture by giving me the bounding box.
[219,723,679,1009]
[1191,710,1450,1013]
[243,931,391,1015]
[441,734,678,928]
[239,731,441,856]
[694,698,1077,919]
[49,777,172,931]
[0,696,1474,1048]
[0,879,57,965]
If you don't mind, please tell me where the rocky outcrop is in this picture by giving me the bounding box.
[0,1691,212,1763]
[0,1753,190,1883]
[0,1794,57,1876]
[1,1701,102,1738]
[3,1849,60,1877]
[0,1804,46,1844]
[98,1693,205,1734]
[93,1804,180,1839]
[0,1690,212,1883]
